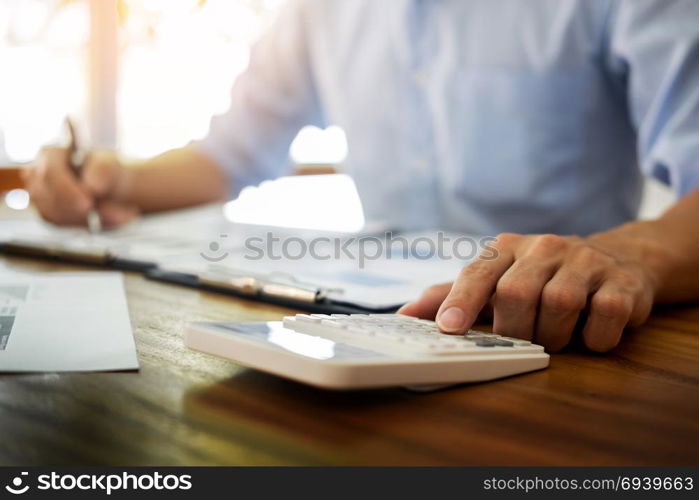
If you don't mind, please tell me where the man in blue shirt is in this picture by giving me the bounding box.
[25,0,699,352]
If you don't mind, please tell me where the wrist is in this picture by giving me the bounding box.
[112,161,133,205]
[586,220,678,301]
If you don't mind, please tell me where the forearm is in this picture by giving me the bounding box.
[115,147,229,213]
[588,187,699,304]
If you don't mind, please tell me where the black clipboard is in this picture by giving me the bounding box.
[0,239,402,314]
[0,239,156,272]
[145,267,400,315]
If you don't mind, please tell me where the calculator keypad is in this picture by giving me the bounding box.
[283,313,543,356]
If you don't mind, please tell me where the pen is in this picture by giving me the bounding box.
[65,118,102,233]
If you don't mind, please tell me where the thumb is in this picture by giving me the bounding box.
[398,282,453,319]
[82,151,122,198]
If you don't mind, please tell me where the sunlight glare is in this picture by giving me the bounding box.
[223,174,365,233]
[290,126,348,165]
[5,189,31,211]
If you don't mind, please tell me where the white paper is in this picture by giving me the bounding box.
[0,272,139,372]
[1,205,477,309]
[159,231,475,309]
[0,204,227,265]
[0,203,388,267]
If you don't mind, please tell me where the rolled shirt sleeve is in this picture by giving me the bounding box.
[192,0,324,198]
[607,0,699,197]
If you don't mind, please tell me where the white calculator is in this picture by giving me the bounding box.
[184,314,550,390]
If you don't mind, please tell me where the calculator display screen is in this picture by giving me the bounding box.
[211,322,387,360]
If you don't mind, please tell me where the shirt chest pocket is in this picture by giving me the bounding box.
[446,68,593,204]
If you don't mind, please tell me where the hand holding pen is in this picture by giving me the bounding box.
[22,120,138,229]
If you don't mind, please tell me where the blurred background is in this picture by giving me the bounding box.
[0,0,673,222]
[0,0,349,162]
[0,0,355,228]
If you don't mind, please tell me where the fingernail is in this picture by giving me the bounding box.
[397,302,413,314]
[437,307,466,332]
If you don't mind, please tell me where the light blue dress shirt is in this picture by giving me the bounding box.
[195,0,699,235]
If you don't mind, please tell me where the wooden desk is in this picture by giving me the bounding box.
[1,254,698,466]
[0,165,23,191]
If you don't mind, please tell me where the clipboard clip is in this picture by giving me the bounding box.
[197,268,339,303]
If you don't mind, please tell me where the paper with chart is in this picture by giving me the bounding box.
[0,272,139,372]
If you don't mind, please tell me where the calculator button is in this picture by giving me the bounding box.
[456,340,478,347]
[320,319,347,329]
[293,314,320,323]
[464,334,487,340]
[492,339,515,347]
[284,313,546,357]
[474,338,498,347]
[500,336,531,346]
[310,314,334,320]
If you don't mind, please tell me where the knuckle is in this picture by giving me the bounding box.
[495,279,538,308]
[592,292,632,319]
[461,261,497,282]
[541,286,586,313]
[571,245,604,266]
[425,283,451,297]
[532,234,567,253]
[493,232,521,247]
[615,271,643,293]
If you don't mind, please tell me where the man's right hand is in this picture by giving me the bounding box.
[23,147,139,228]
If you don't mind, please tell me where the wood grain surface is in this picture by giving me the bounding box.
[1,254,698,466]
